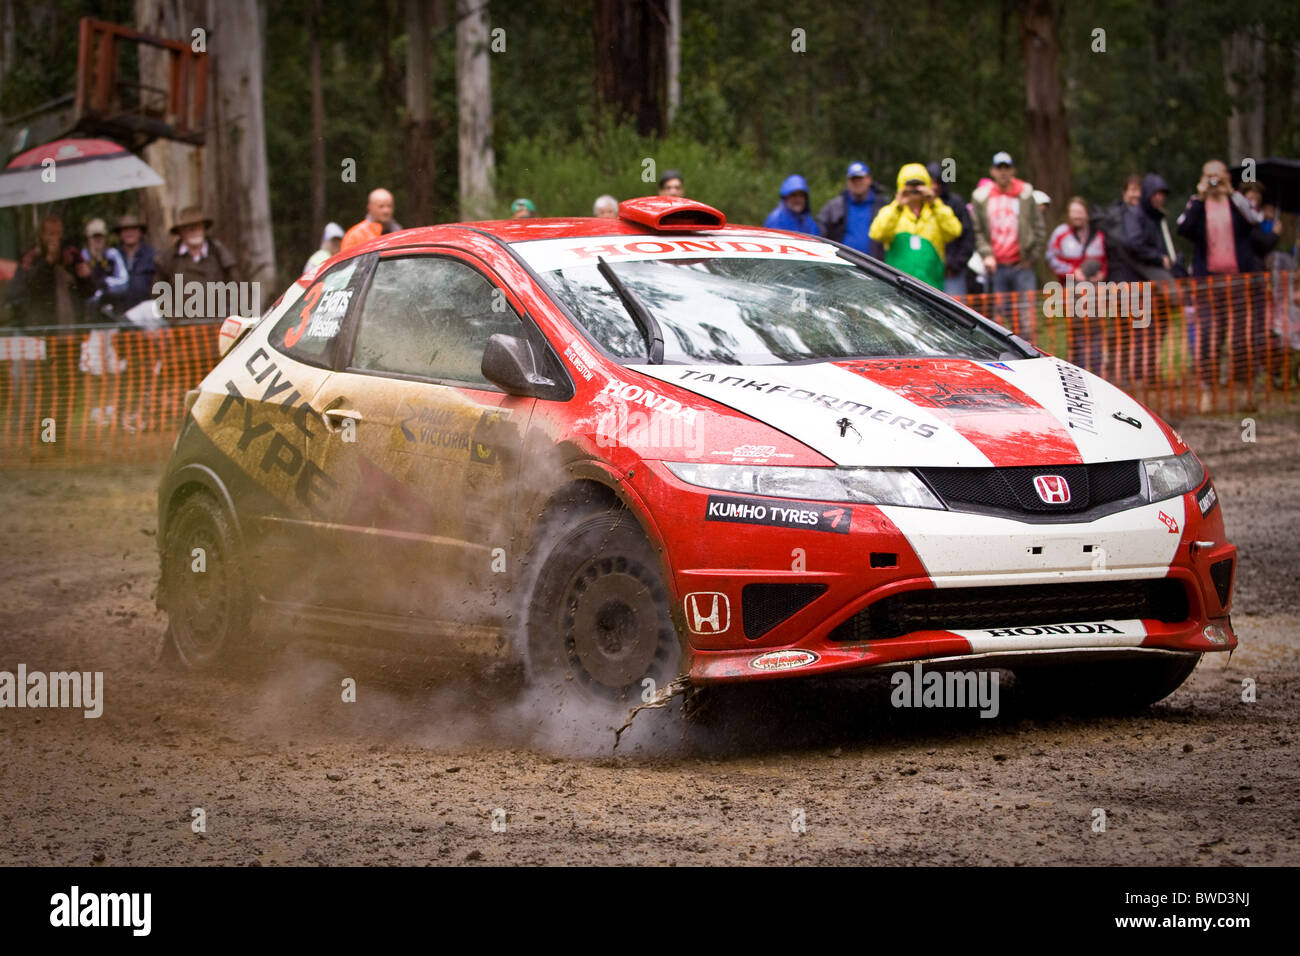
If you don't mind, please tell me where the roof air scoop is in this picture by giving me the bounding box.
[617,196,726,231]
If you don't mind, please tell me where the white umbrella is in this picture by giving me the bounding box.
[0,137,163,208]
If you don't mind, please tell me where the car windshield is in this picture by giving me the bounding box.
[535,254,1012,365]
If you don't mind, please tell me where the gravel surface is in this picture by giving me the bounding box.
[1,412,1296,865]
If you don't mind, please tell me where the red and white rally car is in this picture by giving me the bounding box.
[159,197,1237,712]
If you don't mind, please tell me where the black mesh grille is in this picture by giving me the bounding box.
[828,579,1189,642]
[1210,559,1234,609]
[918,460,1141,516]
[741,583,828,639]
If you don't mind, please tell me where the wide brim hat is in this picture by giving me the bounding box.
[113,212,147,233]
[170,206,213,234]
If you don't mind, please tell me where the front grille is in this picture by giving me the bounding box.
[828,579,1189,642]
[741,583,827,639]
[918,460,1141,517]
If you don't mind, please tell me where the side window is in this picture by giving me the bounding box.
[270,259,361,366]
[350,256,523,386]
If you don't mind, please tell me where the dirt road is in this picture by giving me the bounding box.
[1,414,1296,865]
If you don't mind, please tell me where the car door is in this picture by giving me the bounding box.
[303,250,537,625]
[222,255,372,606]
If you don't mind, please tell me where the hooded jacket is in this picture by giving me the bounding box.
[763,174,820,236]
[970,174,1046,267]
[867,163,963,289]
[926,161,975,277]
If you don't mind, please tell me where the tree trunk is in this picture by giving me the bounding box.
[1223,28,1266,164]
[456,0,494,220]
[309,0,325,242]
[405,0,435,226]
[1020,0,1071,212]
[666,0,680,127]
[593,0,667,137]
[134,0,275,288]
[205,0,277,287]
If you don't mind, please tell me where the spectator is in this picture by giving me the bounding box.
[341,188,400,251]
[816,161,884,257]
[1046,196,1108,372]
[79,218,129,425]
[1176,159,1278,409]
[511,198,536,219]
[106,213,157,312]
[658,170,684,197]
[927,161,975,296]
[970,151,1047,339]
[304,222,344,274]
[763,174,819,236]
[157,206,239,296]
[867,163,963,289]
[3,214,94,443]
[593,194,619,219]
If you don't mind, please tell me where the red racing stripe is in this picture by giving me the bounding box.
[834,359,1082,465]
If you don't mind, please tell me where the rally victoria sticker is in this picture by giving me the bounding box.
[750,649,820,671]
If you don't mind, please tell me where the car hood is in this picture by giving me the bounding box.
[630,356,1177,468]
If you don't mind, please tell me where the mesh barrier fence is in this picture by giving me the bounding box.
[1,269,1298,467]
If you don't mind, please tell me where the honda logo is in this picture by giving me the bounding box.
[684,592,730,634]
[1033,474,1071,504]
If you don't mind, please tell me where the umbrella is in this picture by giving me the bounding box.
[0,137,163,208]
[1232,158,1300,214]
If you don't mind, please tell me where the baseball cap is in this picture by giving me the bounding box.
[511,197,536,214]
[84,218,107,237]
[322,221,344,242]
[992,151,1014,167]
[846,161,870,178]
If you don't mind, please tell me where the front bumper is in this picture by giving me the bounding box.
[633,463,1238,684]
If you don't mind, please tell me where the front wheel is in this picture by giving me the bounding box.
[160,491,250,669]
[522,510,682,706]
[1014,653,1201,714]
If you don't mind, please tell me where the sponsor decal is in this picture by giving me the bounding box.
[982,622,1124,637]
[563,339,598,382]
[1158,510,1179,534]
[750,649,819,671]
[705,494,850,534]
[984,361,1013,371]
[684,592,730,634]
[1033,473,1071,504]
[900,380,1030,414]
[469,408,510,465]
[708,444,795,464]
[566,238,830,262]
[676,370,939,438]
[600,379,699,425]
[1196,482,1218,517]
[1053,360,1098,435]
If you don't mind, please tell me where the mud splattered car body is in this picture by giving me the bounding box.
[157,197,1237,710]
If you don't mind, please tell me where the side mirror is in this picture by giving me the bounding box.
[481,333,564,398]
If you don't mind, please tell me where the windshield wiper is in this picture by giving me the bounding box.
[597,256,664,364]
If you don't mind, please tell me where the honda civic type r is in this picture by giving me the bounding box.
[157,196,1237,711]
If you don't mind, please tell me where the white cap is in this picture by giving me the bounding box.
[322,221,344,242]
[1033,189,1051,205]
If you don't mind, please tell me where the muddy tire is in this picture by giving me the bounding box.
[522,509,681,706]
[1014,653,1201,714]
[160,492,250,670]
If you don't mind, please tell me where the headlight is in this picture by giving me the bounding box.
[1142,451,1205,502]
[663,462,943,509]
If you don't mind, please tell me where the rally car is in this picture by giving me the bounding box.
[157,196,1237,712]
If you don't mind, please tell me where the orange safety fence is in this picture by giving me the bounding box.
[0,321,220,466]
[958,268,1300,419]
[2,269,1299,467]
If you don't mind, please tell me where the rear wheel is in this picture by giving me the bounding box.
[160,492,250,669]
[522,509,681,706]
[1014,653,1201,714]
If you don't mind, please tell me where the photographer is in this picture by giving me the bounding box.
[1176,159,1278,408]
[868,163,963,290]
